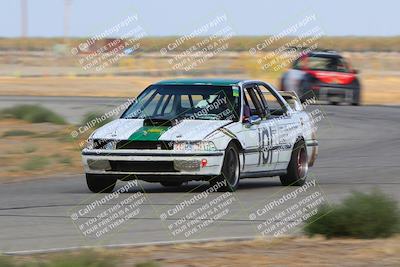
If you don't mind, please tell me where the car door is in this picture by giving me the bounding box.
[238,84,264,173]
[257,83,298,171]
[252,85,280,172]
[238,84,280,173]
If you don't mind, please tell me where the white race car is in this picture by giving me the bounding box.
[82,79,318,193]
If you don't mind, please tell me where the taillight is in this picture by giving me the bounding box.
[307,70,355,85]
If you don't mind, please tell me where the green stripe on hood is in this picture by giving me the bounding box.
[128,126,170,141]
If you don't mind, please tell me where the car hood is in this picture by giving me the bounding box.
[91,119,232,141]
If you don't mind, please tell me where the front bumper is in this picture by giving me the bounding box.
[81,149,225,177]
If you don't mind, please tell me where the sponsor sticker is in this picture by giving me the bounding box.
[232,86,239,97]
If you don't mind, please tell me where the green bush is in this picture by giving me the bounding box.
[24,144,38,153]
[44,251,115,267]
[0,251,116,267]
[135,261,161,267]
[1,105,66,124]
[3,130,35,137]
[22,157,49,170]
[304,190,400,239]
[0,256,15,267]
[58,156,72,165]
[80,112,113,130]
[0,252,161,267]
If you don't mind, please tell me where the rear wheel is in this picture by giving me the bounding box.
[351,79,361,106]
[86,174,117,193]
[211,143,240,192]
[160,181,183,187]
[280,141,308,186]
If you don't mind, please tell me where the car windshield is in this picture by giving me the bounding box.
[121,84,241,121]
[307,56,349,72]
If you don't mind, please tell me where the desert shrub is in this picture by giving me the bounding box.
[0,251,117,267]
[304,190,400,238]
[0,256,16,267]
[1,105,66,124]
[58,156,72,165]
[3,130,35,137]
[22,157,49,170]
[135,261,161,267]
[24,144,38,153]
[43,251,115,267]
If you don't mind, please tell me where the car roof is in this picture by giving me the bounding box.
[308,51,342,58]
[156,78,245,86]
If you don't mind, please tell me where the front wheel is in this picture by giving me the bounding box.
[211,143,240,192]
[86,174,117,193]
[280,141,308,186]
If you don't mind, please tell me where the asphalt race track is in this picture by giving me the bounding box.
[0,96,399,253]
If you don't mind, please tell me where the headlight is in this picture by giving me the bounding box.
[104,140,116,150]
[174,141,217,152]
[86,139,117,150]
[85,139,94,150]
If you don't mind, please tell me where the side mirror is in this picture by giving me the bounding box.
[353,69,360,74]
[293,100,303,111]
[249,115,261,125]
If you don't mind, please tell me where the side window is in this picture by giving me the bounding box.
[181,95,193,109]
[337,58,350,72]
[258,84,287,116]
[243,90,256,111]
[243,87,266,118]
[293,56,305,70]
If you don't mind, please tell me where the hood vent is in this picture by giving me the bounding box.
[143,118,174,127]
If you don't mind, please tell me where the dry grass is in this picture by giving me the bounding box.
[0,51,399,104]
[361,75,400,104]
[12,236,400,267]
[0,74,399,104]
[1,36,400,52]
[0,119,83,183]
[0,76,155,97]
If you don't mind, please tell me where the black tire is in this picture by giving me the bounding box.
[280,73,287,91]
[280,141,308,186]
[86,174,117,193]
[211,143,240,192]
[351,79,361,106]
[298,79,315,103]
[160,181,183,187]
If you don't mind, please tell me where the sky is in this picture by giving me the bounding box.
[0,0,399,37]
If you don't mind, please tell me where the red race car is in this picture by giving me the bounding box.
[280,50,361,105]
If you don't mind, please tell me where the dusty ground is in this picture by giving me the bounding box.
[1,51,400,104]
[0,119,83,183]
[13,236,400,267]
[0,74,399,104]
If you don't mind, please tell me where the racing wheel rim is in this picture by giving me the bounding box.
[297,146,308,179]
[226,147,239,186]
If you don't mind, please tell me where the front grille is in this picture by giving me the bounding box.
[109,160,177,172]
[116,140,173,150]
